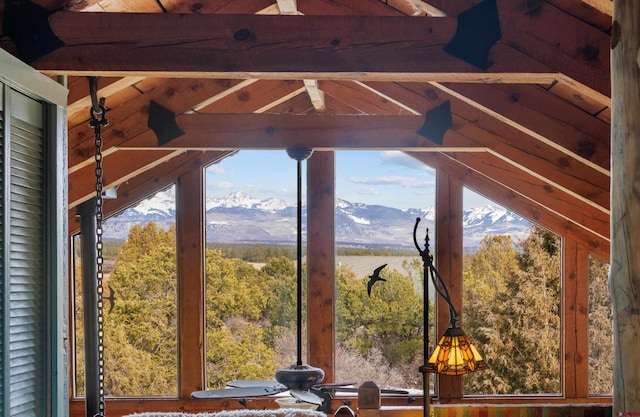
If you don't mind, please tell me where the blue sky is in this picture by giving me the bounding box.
[205,150,491,210]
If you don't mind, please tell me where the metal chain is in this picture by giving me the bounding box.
[90,100,108,417]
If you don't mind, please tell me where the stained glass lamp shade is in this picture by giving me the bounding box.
[422,325,488,376]
[413,217,489,377]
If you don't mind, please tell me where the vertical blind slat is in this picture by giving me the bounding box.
[5,91,46,417]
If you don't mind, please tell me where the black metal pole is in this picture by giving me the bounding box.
[423,261,430,417]
[296,158,303,366]
[414,218,430,417]
[78,199,100,417]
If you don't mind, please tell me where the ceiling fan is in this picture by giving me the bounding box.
[192,148,410,410]
[192,148,328,407]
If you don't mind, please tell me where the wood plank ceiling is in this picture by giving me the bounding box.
[0,0,613,260]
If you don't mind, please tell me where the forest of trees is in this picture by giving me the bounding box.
[73,222,613,397]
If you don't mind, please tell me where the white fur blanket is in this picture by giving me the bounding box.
[125,411,326,417]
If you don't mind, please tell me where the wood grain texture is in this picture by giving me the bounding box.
[409,152,610,261]
[10,10,604,97]
[610,0,640,413]
[361,81,611,210]
[68,150,233,235]
[306,151,336,383]
[434,171,464,399]
[445,151,610,240]
[562,239,590,398]
[176,168,206,397]
[68,78,246,169]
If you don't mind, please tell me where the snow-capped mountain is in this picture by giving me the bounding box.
[104,191,532,251]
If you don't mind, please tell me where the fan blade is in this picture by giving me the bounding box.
[290,389,324,406]
[227,380,288,389]
[312,382,356,390]
[192,385,288,399]
[314,386,409,395]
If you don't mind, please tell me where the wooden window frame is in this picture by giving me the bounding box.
[68,153,611,417]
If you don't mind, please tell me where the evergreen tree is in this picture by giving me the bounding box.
[588,255,613,394]
[81,223,602,396]
[204,249,276,388]
[463,228,561,394]
[261,256,298,347]
[105,222,178,396]
[336,264,424,387]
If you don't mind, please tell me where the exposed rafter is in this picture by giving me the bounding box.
[0,0,611,261]
[5,11,609,101]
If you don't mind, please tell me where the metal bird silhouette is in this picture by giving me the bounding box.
[367,264,387,297]
[106,285,116,313]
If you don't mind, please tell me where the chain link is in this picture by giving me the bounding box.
[90,103,108,417]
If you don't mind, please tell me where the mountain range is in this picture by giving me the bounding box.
[104,189,532,251]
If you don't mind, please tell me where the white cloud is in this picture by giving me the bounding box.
[348,175,433,190]
[207,165,226,174]
[379,151,434,171]
[210,181,234,190]
[357,187,379,196]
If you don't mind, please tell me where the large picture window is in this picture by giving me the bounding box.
[67,152,611,414]
[72,186,178,397]
[334,150,432,390]
[204,151,300,388]
[462,189,561,395]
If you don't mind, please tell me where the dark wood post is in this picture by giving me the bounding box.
[610,1,640,413]
[176,167,206,397]
[307,150,336,382]
[434,171,463,399]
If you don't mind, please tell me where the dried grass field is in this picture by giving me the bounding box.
[337,255,420,278]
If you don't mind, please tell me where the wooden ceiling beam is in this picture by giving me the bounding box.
[303,79,325,112]
[117,111,609,213]
[258,1,328,112]
[69,78,313,207]
[4,12,605,97]
[544,0,613,31]
[68,150,234,235]
[420,0,611,101]
[320,81,416,115]
[431,82,611,171]
[69,78,312,173]
[275,0,298,14]
[450,98,610,209]
[580,0,613,16]
[67,76,146,124]
[381,0,447,16]
[68,78,249,170]
[169,0,274,13]
[191,79,306,113]
[120,113,453,150]
[446,150,610,239]
[69,149,184,209]
[409,151,610,261]
[351,81,611,209]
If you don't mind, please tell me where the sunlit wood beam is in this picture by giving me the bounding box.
[381,0,447,16]
[303,79,325,111]
[116,111,608,213]
[9,12,609,98]
[583,0,613,16]
[275,0,298,15]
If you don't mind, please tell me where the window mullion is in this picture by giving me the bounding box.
[434,170,464,399]
[307,151,336,382]
[177,168,206,397]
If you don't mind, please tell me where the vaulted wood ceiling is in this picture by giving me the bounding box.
[0,0,612,260]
